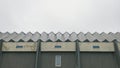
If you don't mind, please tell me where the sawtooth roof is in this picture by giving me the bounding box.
[0,32,120,42]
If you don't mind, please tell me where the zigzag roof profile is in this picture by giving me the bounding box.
[0,32,120,42]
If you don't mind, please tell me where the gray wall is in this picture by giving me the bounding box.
[1,52,36,68]
[40,52,76,68]
[80,52,118,68]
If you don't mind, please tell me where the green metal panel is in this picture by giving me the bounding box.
[41,52,75,68]
[1,52,36,68]
[80,52,118,68]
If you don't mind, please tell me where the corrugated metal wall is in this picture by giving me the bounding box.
[80,52,118,68]
[0,42,120,68]
[0,52,119,68]
[1,52,36,68]
[40,52,76,68]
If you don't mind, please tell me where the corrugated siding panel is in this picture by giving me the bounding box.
[0,32,10,40]
[78,32,86,42]
[41,53,75,68]
[56,32,64,41]
[63,32,70,41]
[0,33,3,39]
[114,32,120,42]
[81,53,118,68]
[21,32,33,42]
[1,53,36,68]
[41,32,48,41]
[12,32,25,42]
[69,32,77,41]
[93,32,105,42]
[3,32,18,41]
[107,32,115,41]
[85,32,95,42]
[48,32,56,41]
[30,32,41,42]
[100,32,109,41]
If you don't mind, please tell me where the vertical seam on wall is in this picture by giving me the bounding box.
[113,40,120,68]
[76,40,80,68]
[35,40,41,68]
[0,40,3,68]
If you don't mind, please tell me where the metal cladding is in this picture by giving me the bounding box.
[0,32,120,42]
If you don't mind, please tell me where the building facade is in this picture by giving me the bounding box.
[0,32,120,68]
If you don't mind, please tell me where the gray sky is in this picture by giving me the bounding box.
[0,0,120,33]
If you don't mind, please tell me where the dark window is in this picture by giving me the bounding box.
[55,45,61,48]
[93,45,100,48]
[16,45,23,48]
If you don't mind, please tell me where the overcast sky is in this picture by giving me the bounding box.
[0,0,120,33]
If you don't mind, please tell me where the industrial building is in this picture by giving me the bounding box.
[0,32,120,68]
